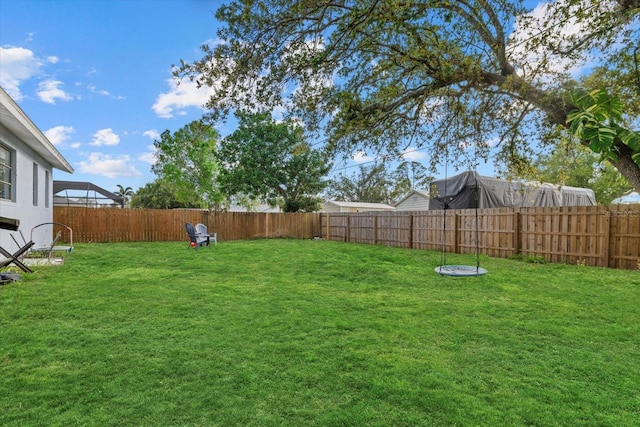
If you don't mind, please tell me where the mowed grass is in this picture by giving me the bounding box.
[1,239,638,426]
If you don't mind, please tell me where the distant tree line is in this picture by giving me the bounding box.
[129,117,630,210]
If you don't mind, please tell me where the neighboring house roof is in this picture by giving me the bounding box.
[53,180,124,206]
[612,191,640,204]
[0,86,73,173]
[324,201,396,210]
[227,204,282,212]
[394,189,430,207]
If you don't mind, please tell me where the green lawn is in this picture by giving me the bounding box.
[1,240,639,426]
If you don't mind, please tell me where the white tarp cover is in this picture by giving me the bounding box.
[429,171,596,210]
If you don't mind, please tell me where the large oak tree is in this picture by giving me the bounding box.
[326,163,397,204]
[175,0,640,189]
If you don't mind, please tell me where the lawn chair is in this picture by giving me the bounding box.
[185,222,216,250]
[195,223,217,246]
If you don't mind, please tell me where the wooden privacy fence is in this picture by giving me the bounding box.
[54,207,321,243]
[322,205,640,270]
[54,205,640,270]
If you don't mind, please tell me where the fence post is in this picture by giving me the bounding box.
[265,212,269,239]
[408,214,414,249]
[453,212,460,253]
[514,209,521,255]
[374,215,378,245]
[324,213,330,240]
[603,209,611,268]
[346,215,350,242]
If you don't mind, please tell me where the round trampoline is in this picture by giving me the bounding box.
[435,265,488,277]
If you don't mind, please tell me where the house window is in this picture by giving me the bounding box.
[45,170,50,208]
[33,163,39,206]
[0,144,14,201]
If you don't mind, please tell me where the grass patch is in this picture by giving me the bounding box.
[1,240,639,426]
[506,253,548,264]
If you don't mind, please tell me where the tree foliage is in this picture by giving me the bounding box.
[115,184,134,207]
[130,179,203,209]
[326,164,394,204]
[152,120,223,209]
[566,88,640,168]
[325,162,427,204]
[393,161,434,192]
[175,0,640,190]
[532,140,632,205]
[580,45,640,121]
[218,111,331,212]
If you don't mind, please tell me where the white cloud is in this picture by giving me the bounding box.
[86,83,125,99]
[44,125,75,146]
[87,84,110,96]
[77,153,142,179]
[152,78,213,118]
[37,79,73,104]
[352,151,375,163]
[138,146,157,164]
[143,129,161,140]
[0,46,43,100]
[401,147,427,162]
[90,128,120,146]
[46,56,59,64]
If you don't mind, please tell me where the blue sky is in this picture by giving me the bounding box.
[1,0,229,193]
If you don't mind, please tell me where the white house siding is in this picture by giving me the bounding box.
[0,123,56,251]
[321,201,396,213]
[321,202,344,213]
[395,190,430,211]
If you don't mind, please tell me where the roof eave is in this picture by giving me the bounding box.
[0,86,74,173]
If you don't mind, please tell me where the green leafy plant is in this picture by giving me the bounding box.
[567,88,640,167]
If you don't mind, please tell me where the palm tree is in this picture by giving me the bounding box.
[115,184,134,208]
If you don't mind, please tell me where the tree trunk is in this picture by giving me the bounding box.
[609,143,640,191]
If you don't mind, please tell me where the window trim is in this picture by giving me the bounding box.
[0,143,15,202]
